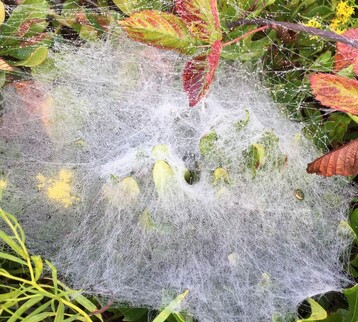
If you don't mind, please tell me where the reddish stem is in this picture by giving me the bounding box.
[223,26,269,47]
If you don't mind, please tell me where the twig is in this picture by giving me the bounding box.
[227,18,358,48]
[89,298,115,316]
[223,26,268,47]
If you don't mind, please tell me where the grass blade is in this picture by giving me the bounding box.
[153,290,189,322]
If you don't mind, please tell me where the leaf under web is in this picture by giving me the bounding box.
[182,40,222,107]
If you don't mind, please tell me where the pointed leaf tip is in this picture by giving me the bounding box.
[183,40,222,107]
[307,139,358,177]
[309,73,358,115]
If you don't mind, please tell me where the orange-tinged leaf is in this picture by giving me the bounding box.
[334,28,358,73]
[176,0,221,43]
[309,73,358,115]
[14,81,52,130]
[307,139,358,176]
[0,59,14,72]
[183,40,222,107]
[118,10,199,54]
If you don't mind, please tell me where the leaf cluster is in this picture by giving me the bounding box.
[0,208,105,321]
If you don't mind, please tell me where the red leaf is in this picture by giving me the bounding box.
[334,28,358,73]
[309,73,358,115]
[175,0,221,43]
[118,10,199,54]
[307,139,358,176]
[183,40,222,107]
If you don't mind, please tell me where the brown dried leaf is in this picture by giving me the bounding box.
[306,139,358,176]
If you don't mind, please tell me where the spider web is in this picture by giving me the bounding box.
[0,1,356,321]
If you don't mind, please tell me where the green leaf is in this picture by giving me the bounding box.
[23,312,56,322]
[297,298,327,321]
[348,113,358,125]
[120,307,148,321]
[235,110,250,130]
[22,300,53,321]
[0,288,21,301]
[342,284,358,321]
[350,208,358,238]
[323,113,351,145]
[199,131,218,156]
[31,255,43,281]
[63,315,85,322]
[0,0,49,47]
[153,290,189,322]
[79,25,98,41]
[247,143,266,172]
[45,260,58,295]
[54,302,65,322]
[118,10,199,55]
[12,47,48,67]
[72,293,104,321]
[153,160,175,196]
[113,0,140,15]
[0,251,27,266]
[0,230,27,259]
[114,0,168,15]
[8,295,45,322]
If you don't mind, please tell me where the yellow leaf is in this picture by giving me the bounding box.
[153,160,174,196]
[297,298,327,322]
[0,1,5,26]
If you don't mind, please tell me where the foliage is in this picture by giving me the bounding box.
[0,208,104,321]
[0,0,358,320]
[307,29,358,177]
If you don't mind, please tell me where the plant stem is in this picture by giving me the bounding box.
[223,26,269,47]
[227,18,358,48]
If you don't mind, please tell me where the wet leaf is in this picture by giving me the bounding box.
[175,0,222,42]
[306,139,358,176]
[183,40,222,106]
[334,28,358,73]
[118,11,199,54]
[309,73,358,115]
[213,167,230,185]
[0,0,49,48]
[199,131,218,156]
[12,47,48,67]
[113,0,167,15]
[113,0,139,15]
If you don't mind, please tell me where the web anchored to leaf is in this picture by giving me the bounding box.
[0,1,358,322]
